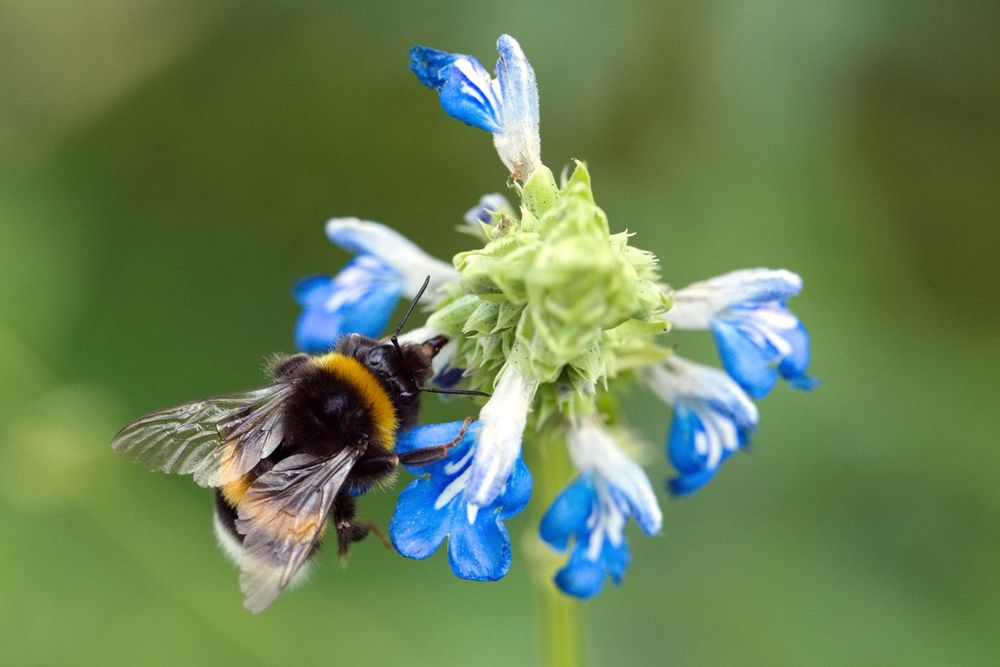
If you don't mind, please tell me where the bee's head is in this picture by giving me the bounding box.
[336,334,435,408]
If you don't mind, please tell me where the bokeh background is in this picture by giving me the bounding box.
[2,1,998,665]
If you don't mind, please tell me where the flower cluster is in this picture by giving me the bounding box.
[294,36,814,596]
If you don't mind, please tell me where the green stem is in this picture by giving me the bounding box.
[529,431,584,667]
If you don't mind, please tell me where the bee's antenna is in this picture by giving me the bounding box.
[419,386,492,398]
[392,276,431,342]
[389,276,431,363]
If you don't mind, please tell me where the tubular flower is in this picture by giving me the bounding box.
[540,419,661,597]
[411,35,541,178]
[293,218,456,353]
[288,34,816,598]
[645,356,759,495]
[667,269,816,398]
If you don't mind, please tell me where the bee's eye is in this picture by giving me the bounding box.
[368,346,388,367]
[399,391,418,406]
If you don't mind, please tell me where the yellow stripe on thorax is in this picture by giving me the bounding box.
[314,353,397,450]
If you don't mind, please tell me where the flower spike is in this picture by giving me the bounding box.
[410,35,542,178]
[645,355,759,495]
[667,268,816,398]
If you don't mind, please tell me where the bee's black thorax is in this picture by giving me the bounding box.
[266,334,435,461]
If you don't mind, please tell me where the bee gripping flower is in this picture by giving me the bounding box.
[645,356,759,495]
[667,268,816,398]
[389,421,532,581]
[410,35,541,179]
[292,218,456,353]
[286,33,817,602]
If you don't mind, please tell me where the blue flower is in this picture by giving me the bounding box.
[667,269,816,398]
[294,255,402,353]
[539,475,639,599]
[292,217,456,352]
[539,419,661,598]
[410,35,541,178]
[390,420,532,581]
[645,356,759,495]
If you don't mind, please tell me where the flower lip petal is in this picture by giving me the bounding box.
[390,476,452,560]
[447,510,512,581]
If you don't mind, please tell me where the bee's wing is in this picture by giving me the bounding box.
[111,384,294,487]
[235,449,362,613]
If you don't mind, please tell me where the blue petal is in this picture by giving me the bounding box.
[778,322,818,390]
[447,510,512,581]
[395,421,477,476]
[438,61,502,132]
[666,400,749,496]
[293,274,333,307]
[293,255,404,352]
[554,550,607,599]
[409,46,501,133]
[389,477,452,560]
[602,537,631,585]
[666,403,707,475]
[539,476,594,551]
[667,468,718,496]
[294,307,342,353]
[497,456,532,519]
[409,46,461,89]
[711,318,778,399]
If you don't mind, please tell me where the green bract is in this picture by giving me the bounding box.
[429,162,673,412]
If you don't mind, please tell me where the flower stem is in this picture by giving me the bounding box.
[529,431,584,666]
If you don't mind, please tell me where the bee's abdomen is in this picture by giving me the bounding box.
[213,490,244,565]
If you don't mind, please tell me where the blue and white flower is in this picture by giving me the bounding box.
[464,367,539,510]
[390,420,532,581]
[293,217,456,352]
[540,419,661,598]
[644,356,759,495]
[666,268,815,398]
[410,35,541,179]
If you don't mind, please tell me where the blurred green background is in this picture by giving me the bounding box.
[2,1,998,665]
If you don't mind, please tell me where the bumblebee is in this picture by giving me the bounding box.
[112,279,477,612]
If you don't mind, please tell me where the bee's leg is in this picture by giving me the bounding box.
[332,494,391,555]
[397,417,473,467]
